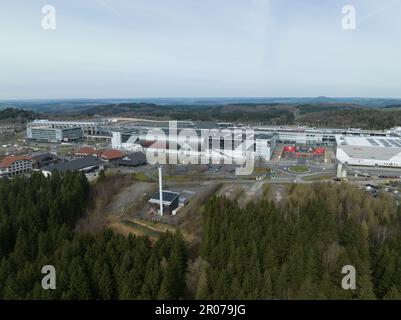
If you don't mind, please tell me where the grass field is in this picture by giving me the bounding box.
[54,144,75,155]
[303,174,335,181]
[288,165,311,174]
[121,220,163,239]
[253,167,272,175]
[165,174,193,182]
[132,172,151,182]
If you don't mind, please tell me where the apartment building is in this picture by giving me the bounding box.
[0,155,33,177]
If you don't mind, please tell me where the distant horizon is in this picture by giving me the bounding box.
[2,96,401,112]
[2,96,401,101]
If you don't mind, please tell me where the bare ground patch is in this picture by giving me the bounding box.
[75,174,154,232]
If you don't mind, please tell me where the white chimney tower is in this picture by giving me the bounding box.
[158,166,164,216]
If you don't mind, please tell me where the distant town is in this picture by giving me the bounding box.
[2,109,401,220]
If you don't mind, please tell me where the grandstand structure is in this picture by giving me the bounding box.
[28,119,111,139]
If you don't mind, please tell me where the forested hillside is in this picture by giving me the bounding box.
[3,103,399,130]
[80,103,295,124]
[0,108,38,122]
[0,173,187,299]
[2,173,401,300]
[197,183,401,300]
[79,103,401,129]
[298,108,401,130]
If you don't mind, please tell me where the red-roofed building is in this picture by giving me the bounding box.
[100,149,124,161]
[75,147,99,157]
[0,155,33,177]
[283,146,296,153]
[313,147,326,155]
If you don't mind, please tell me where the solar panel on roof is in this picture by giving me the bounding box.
[387,139,401,147]
[393,140,401,147]
[367,138,380,147]
[380,140,392,147]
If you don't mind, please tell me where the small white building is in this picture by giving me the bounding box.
[255,133,277,161]
[112,131,142,151]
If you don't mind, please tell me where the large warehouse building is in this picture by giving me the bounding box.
[336,135,401,167]
[112,130,277,162]
[27,126,83,143]
[28,119,111,139]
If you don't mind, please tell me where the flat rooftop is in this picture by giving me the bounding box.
[255,133,276,140]
[337,136,401,148]
[30,126,81,131]
[149,190,180,206]
[43,156,102,173]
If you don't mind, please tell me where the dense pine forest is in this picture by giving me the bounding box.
[197,184,401,300]
[1,172,401,300]
[2,105,401,129]
[298,108,401,130]
[0,108,39,122]
[0,173,187,299]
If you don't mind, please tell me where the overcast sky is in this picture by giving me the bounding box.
[0,0,400,99]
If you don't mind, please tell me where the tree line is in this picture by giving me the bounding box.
[2,172,401,300]
[0,108,39,122]
[299,108,401,130]
[80,102,295,124]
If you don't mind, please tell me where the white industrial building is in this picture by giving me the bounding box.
[27,126,83,143]
[336,135,401,168]
[112,130,277,162]
[256,126,386,145]
[28,119,111,139]
[254,133,277,161]
[112,131,143,152]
